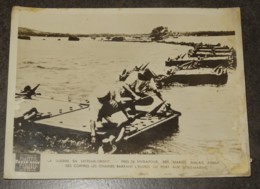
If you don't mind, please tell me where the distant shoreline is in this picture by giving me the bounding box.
[18,34,234,48]
[18,27,235,38]
[17,36,222,48]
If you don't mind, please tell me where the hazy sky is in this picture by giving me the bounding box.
[16,8,240,34]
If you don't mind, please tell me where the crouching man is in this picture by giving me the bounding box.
[89,86,134,153]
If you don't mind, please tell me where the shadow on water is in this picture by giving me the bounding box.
[13,122,179,154]
[13,120,94,154]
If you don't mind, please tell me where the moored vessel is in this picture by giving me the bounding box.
[14,89,181,154]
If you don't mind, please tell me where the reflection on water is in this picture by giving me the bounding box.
[16,37,242,155]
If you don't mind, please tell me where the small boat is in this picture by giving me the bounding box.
[94,98,180,138]
[165,55,232,68]
[122,112,179,141]
[18,35,31,40]
[111,36,125,41]
[166,44,236,69]
[68,36,80,41]
[97,110,180,154]
[160,66,228,86]
[14,88,181,154]
[189,45,233,58]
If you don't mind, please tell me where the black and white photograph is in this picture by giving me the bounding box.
[4,7,250,178]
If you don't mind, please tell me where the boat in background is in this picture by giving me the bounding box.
[18,35,31,40]
[160,61,228,86]
[68,36,80,41]
[188,45,234,58]
[165,44,236,69]
[165,55,231,68]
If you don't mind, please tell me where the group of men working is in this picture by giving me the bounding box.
[15,65,176,154]
[89,66,175,153]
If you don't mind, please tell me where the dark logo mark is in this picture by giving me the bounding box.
[15,153,40,172]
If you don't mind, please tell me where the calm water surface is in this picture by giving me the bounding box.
[16,36,242,155]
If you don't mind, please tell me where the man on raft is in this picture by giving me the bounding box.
[89,86,135,153]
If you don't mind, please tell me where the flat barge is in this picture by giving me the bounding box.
[165,55,231,68]
[14,96,181,153]
[161,67,228,86]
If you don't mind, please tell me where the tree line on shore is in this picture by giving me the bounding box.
[18,26,235,40]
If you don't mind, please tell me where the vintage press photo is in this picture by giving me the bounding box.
[4,7,250,178]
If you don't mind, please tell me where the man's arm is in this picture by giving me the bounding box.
[150,79,164,101]
[122,84,141,101]
[153,89,163,101]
